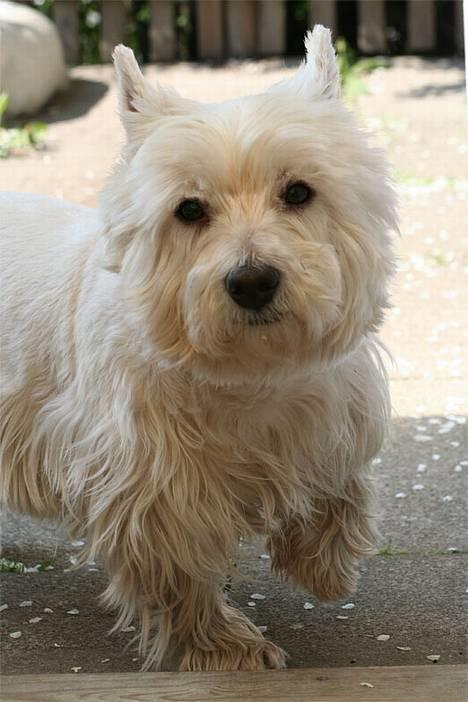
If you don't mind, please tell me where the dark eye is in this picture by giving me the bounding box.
[283,182,314,207]
[175,198,206,223]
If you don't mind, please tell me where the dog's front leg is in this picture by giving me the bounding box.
[101,519,286,671]
[269,473,377,601]
[170,579,286,671]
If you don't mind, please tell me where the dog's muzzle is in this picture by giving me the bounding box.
[224,265,281,311]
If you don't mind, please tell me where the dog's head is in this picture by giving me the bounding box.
[102,26,397,385]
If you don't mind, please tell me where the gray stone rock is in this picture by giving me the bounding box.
[0,0,67,116]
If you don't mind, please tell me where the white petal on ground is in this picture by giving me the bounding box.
[19,601,32,607]
[9,631,22,639]
[303,602,314,610]
[426,654,440,663]
[360,682,374,688]
[377,634,390,641]
[71,667,82,673]
[397,646,412,651]
[43,608,53,613]
[412,484,425,491]
[336,615,349,620]
[250,593,266,600]
[29,617,42,624]
[0,604,8,613]
[341,603,355,610]
[438,421,455,434]
[66,609,79,615]
[395,492,406,498]
[247,602,256,607]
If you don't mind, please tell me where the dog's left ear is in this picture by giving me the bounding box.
[113,45,185,144]
[303,25,340,100]
[273,25,340,101]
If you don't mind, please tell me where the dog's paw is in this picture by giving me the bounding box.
[180,639,287,671]
[269,530,360,601]
[298,559,359,602]
[279,548,360,601]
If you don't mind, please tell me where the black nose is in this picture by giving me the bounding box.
[224,265,281,310]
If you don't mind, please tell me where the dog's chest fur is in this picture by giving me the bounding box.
[130,365,355,531]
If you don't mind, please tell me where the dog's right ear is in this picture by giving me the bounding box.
[113,45,183,144]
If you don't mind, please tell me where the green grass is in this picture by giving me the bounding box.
[378,547,468,557]
[0,93,47,159]
[396,173,459,189]
[0,556,55,573]
[336,37,388,100]
[429,252,452,267]
[396,173,437,186]
[0,557,27,573]
[378,546,410,557]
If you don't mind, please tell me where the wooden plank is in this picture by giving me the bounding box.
[196,0,224,60]
[454,0,464,56]
[309,0,337,40]
[358,0,386,53]
[53,0,80,65]
[148,0,176,62]
[226,0,257,58]
[100,0,128,63]
[1,665,466,702]
[408,0,436,52]
[258,0,286,56]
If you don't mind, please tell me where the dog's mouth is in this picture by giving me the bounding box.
[247,310,284,327]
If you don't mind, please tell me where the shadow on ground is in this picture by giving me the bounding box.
[37,78,109,124]
[397,81,465,99]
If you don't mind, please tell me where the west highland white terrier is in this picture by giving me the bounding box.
[0,26,397,671]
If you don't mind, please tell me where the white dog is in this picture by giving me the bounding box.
[0,26,397,671]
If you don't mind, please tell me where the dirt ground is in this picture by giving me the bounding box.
[1,56,467,674]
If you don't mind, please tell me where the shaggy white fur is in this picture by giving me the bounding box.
[0,26,397,671]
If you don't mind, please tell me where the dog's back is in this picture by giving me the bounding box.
[0,193,97,380]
